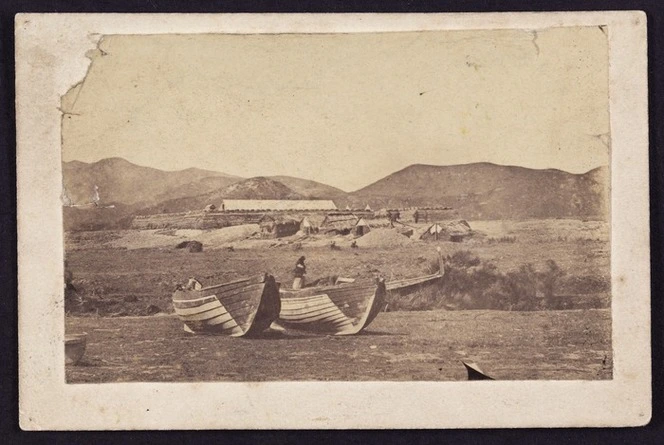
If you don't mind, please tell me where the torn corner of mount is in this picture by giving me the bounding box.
[85,48,108,60]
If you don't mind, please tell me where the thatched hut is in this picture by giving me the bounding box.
[321,212,359,235]
[446,220,472,242]
[259,214,300,238]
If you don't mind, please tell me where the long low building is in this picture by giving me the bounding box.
[219,199,337,211]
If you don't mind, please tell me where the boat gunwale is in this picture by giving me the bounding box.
[178,274,267,294]
[386,272,442,290]
[279,279,381,298]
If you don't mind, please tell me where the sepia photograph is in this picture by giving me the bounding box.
[60,27,613,383]
[17,13,650,429]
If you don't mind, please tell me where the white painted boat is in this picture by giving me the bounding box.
[278,278,386,335]
[172,274,280,337]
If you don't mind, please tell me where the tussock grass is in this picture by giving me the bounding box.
[387,250,586,311]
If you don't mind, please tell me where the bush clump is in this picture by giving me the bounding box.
[388,251,567,311]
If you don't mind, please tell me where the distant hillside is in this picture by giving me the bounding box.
[347,163,609,220]
[140,176,305,214]
[151,176,243,203]
[268,175,349,201]
[222,177,303,200]
[63,157,610,231]
[63,203,137,232]
[63,158,239,207]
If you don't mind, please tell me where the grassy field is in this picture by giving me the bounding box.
[65,309,612,382]
[64,219,611,382]
[64,219,610,314]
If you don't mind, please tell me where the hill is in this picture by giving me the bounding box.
[63,157,239,207]
[151,176,242,203]
[62,203,138,232]
[222,177,304,200]
[268,175,349,201]
[347,163,608,220]
[139,176,305,214]
[62,158,610,230]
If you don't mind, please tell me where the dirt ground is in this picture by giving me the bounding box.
[63,219,612,382]
[66,309,612,382]
[64,219,610,315]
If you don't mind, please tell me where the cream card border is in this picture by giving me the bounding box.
[16,12,650,429]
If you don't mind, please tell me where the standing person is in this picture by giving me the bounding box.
[293,256,306,289]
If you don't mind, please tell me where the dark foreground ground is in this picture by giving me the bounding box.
[66,309,612,382]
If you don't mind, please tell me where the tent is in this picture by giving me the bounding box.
[353,217,371,236]
[420,220,473,241]
[300,216,313,235]
[420,223,444,240]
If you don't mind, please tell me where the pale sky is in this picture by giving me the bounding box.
[61,28,609,191]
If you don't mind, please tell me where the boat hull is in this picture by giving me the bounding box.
[65,333,88,365]
[278,279,386,335]
[172,274,280,337]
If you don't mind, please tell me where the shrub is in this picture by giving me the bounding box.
[389,250,568,311]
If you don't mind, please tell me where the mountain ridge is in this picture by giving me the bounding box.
[62,158,238,207]
[347,163,608,220]
[62,157,609,227]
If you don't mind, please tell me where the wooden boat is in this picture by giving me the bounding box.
[172,273,280,337]
[386,271,443,293]
[65,333,88,365]
[278,278,386,335]
[386,247,445,295]
[276,249,444,335]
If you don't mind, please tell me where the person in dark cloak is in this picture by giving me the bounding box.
[293,256,306,289]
